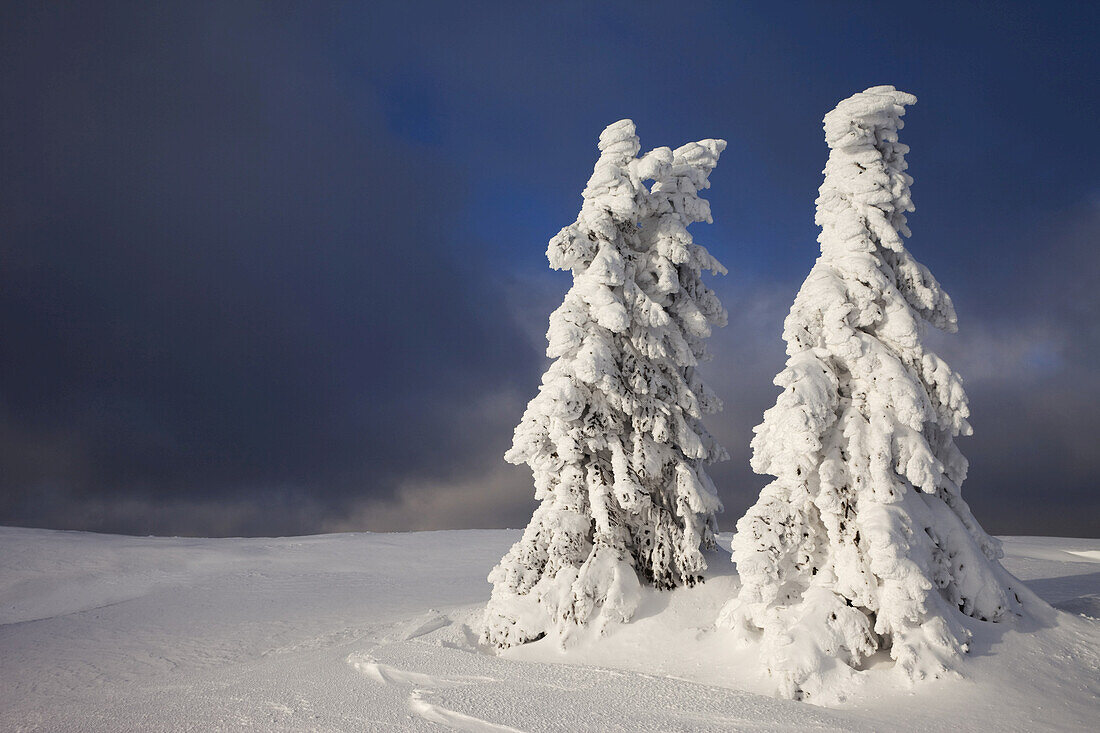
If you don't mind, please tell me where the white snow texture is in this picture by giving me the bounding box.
[483,120,729,649]
[718,86,1025,700]
[4,528,1097,731]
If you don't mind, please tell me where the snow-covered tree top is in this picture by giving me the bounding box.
[822,85,917,148]
[813,85,957,334]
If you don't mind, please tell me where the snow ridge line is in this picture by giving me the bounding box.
[348,653,522,732]
[408,689,527,733]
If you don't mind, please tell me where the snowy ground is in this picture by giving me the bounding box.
[1,527,1097,732]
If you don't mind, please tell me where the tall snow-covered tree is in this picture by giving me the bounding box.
[482,120,728,649]
[719,87,1024,700]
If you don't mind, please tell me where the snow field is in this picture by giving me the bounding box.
[1,527,1097,731]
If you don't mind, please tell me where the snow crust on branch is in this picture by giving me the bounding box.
[482,120,728,649]
[718,86,1024,701]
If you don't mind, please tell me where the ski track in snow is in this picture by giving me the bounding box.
[1,527,1098,731]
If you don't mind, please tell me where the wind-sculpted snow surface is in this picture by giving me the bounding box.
[718,87,1027,701]
[483,120,729,649]
[1,528,1098,730]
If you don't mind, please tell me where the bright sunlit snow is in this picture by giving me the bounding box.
[1,527,1096,731]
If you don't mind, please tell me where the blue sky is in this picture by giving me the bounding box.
[1,1,1097,536]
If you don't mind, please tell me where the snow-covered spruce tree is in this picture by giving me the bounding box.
[718,87,1023,700]
[482,120,728,649]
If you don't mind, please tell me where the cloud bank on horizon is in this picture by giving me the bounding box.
[0,2,1097,537]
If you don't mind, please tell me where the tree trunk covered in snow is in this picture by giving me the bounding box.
[482,120,728,649]
[719,87,1024,700]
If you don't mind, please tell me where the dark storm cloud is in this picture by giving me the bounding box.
[1,2,1097,536]
[931,205,1100,537]
[0,2,535,534]
[699,205,1100,539]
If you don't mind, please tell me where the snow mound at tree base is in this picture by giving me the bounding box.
[504,537,1088,712]
[1,527,1097,731]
